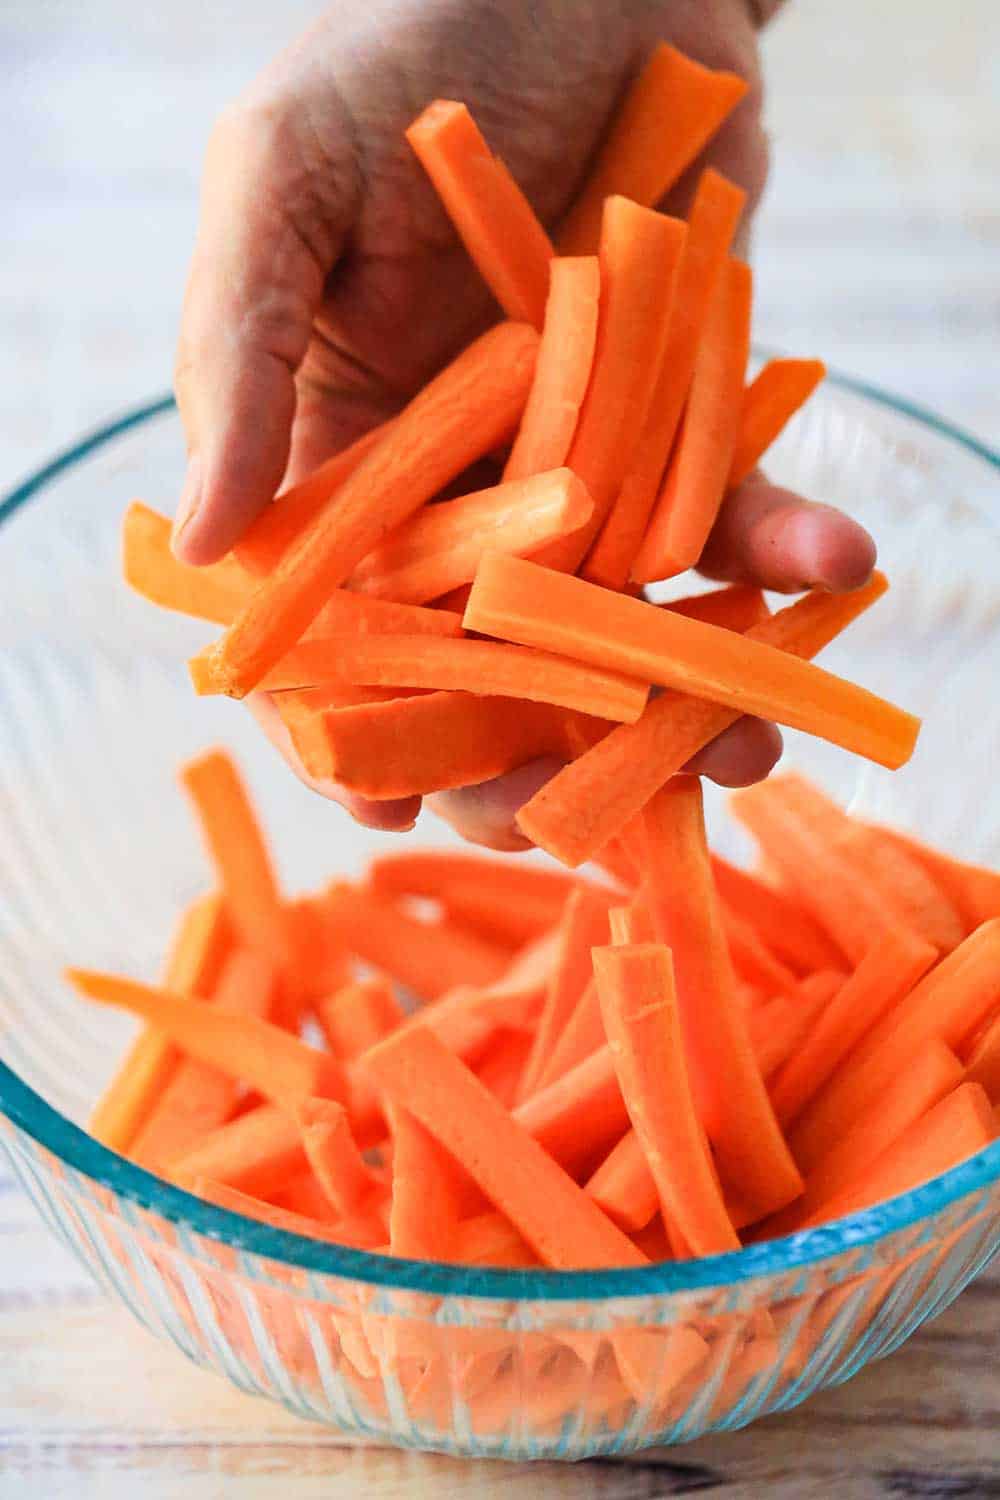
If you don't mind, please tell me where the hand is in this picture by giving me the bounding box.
[173,0,875,850]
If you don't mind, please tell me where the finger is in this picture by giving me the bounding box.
[247,692,421,832]
[428,759,565,852]
[699,472,877,594]
[684,715,783,786]
[172,87,361,564]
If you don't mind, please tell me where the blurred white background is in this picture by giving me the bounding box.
[2,0,997,499]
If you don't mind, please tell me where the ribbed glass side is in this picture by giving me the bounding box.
[4,1114,998,1459]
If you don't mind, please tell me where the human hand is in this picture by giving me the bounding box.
[173,0,875,849]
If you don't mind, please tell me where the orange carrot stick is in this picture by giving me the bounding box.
[749,971,843,1084]
[539,198,686,572]
[131,950,280,1169]
[582,169,746,590]
[769,932,939,1128]
[585,1130,660,1234]
[608,900,657,946]
[641,779,803,1219]
[466,554,919,771]
[296,1098,381,1219]
[503,257,601,481]
[518,884,612,1099]
[282,690,576,799]
[67,970,347,1107]
[793,1084,995,1232]
[722,907,798,998]
[89,892,230,1153]
[593,944,739,1256]
[122,502,254,624]
[538,979,606,1089]
[406,100,554,329]
[866,826,1000,933]
[364,1026,646,1269]
[178,749,290,966]
[513,1046,629,1172]
[710,855,844,973]
[347,468,593,605]
[190,1173,385,1248]
[234,423,392,576]
[474,1031,534,1108]
[790,919,1000,1170]
[630,258,753,583]
[204,321,538,698]
[558,44,748,255]
[769,1040,966,1235]
[315,978,405,1060]
[516,572,890,867]
[663,583,769,633]
[453,1211,538,1268]
[729,358,826,488]
[321,883,508,1000]
[169,1104,305,1198]
[227,633,649,726]
[387,1101,467,1260]
[966,1013,1000,1104]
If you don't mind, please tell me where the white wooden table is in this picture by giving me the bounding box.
[2,1,998,1493]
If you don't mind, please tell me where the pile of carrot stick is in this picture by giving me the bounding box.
[72,749,999,1270]
[125,42,919,850]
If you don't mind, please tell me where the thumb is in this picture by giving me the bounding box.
[172,89,360,564]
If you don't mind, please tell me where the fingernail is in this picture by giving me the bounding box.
[171,455,204,553]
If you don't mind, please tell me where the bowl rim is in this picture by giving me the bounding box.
[1,369,999,1303]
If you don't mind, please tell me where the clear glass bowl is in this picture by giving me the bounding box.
[0,368,998,1460]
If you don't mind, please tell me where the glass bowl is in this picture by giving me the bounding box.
[0,368,998,1460]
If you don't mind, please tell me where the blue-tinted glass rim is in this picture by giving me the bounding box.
[1,368,998,1302]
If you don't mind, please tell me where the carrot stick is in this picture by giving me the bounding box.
[387,1101,467,1260]
[321,883,509,1000]
[729,358,826,488]
[582,169,746,589]
[503,257,601,481]
[593,944,740,1256]
[966,1013,1000,1104]
[394,977,541,1069]
[296,1098,381,1219]
[537,980,605,1090]
[558,44,749,255]
[749,971,843,1084]
[275,1170,342,1223]
[178,749,290,966]
[630,258,753,583]
[641,779,803,1219]
[513,1046,629,1172]
[608,900,657,946]
[203,321,538,698]
[122,502,254,624]
[169,1104,304,1197]
[453,1211,538,1268]
[766,1041,966,1237]
[347,468,594,605]
[234,422,392,575]
[466,554,919,771]
[769,932,939,1128]
[792,1084,995,1232]
[67,970,347,1107]
[364,1026,646,1269]
[710,855,844,974]
[730,775,945,963]
[406,100,554,329]
[315,977,405,1060]
[518,884,612,1099]
[538,198,686,573]
[230,633,649,726]
[790,919,1000,1170]
[474,1031,534,1108]
[89,892,230,1152]
[585,1130,660,1233]
[866,826,1000,933]
[722,906,799,998]
[663,583,769,633]
[282,690,575,798]
[131,950,280,1169]
[190,1173,385,1249]
[516,571,890,867]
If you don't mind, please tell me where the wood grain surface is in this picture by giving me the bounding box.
[2,0,998,1493]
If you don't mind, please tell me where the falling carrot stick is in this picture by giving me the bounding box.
[729,358,826,488]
